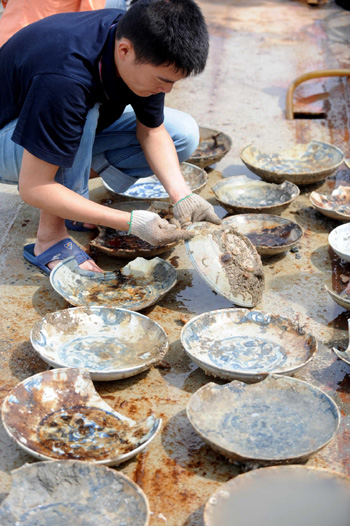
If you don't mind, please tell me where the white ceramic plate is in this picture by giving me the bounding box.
[181,308,316,382]
[328,223,350,262]
[31,306,168,381]
[50,256,177,310]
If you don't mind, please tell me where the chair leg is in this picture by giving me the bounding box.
[285,69,350,120]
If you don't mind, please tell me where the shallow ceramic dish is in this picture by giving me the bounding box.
[187,375,340,464]
[240,141,344,185]
[102,162,208,200]
[181,309,316,382]
[325,283,350,310]
[0,461,150,526]
[310,186,350,221]
[222,214,303,256]
[344,159,350,169]
[333,318,350,366]
[90,201,177,258]
[188,126,232,169]
[185,222,264,307]
[2,368,161,465]
[212,175,299,214]
[50,256,177,310]
[204,465,350,526]
[31,306,168,381]
[328,223,350,262]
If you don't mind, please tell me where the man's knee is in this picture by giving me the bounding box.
[164,109,200,162]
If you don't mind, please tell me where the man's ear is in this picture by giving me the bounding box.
[115,38,134,61]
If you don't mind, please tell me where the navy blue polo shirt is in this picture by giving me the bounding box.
[0,9,165,168]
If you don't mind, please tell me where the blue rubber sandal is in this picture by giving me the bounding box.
[23,238,92,275]
[65,220,97,232]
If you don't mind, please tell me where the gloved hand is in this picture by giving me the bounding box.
[173,193,221,227]
[128,210,194,245]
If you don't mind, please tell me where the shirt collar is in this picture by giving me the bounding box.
[99,18,127,101]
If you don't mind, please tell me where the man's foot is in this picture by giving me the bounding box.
[23,237,103,274]
[65,219,97,232]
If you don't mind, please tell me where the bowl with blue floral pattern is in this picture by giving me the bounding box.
[2,368,161,465]
[31,306,168,381]
[187,375,340,464]
[181,309,317,382]
[50,256,177,311]
[240,141,344,185]
[102,162,208,200]
[0,460,150,526]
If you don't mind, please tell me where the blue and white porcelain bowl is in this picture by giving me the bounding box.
[181,308,317,382]
[187,375,340,464]
[31,306,168,381]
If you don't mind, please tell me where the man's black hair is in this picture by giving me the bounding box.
[116,0,209,77]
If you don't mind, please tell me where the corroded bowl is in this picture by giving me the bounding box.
[50,256,177,310]
[240,141,344,185]
[181,308,316,382]
[325,284,350,310]
[188,126,232,169]
[2,368,161,465]
[187,375,340,464]
[31,307,168,381]
[222,214,303,256]
[212,175,299,214]
[185,222,264,307]
[90,201,177,258]
[0,461,150,526]
[102,162,208,200]
[310,186,350,221]
[204,466,350,526]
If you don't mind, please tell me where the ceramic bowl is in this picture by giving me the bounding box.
[31,306,168,381]
[188,126,232,169]
[185,222,264,307]
[2,368,161,465]
[328,223,350,262]
[187,375,340,464]
[0,460,150,526]
[310,186,350,221]
[90,201,177,258]
[50,256,177,310]
[204,466,350,526]
[325,284,350,310]
[332,318,350,366]
[102,162,208,200]
[181,309,316,382]
[222,214,303,256]
[212,175,299,214]
[240,141,344,185]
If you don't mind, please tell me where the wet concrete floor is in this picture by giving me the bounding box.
[0,0,350,524]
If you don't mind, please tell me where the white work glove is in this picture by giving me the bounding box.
[173,193,221,227]
[128,210,194,245]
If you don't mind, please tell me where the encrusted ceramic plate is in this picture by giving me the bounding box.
[50,256,177,310]
[325,283,350,310]
[329,223,350,262]
[0,461,150,526]
[222,214,303,256]
[90,201,177,258]
[187,375,340,464]
[240,141,344,185]
[2,368,161,465]
[188,127,232,169]
[212,175,299,214]
[102,162,208,200]
[181,309,316,382]
[204,466,350,526]
[185,222,264,307]
[31,307,168,381]
[333,319,350,366]
[310,186,350,221]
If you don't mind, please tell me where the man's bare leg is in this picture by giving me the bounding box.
[34,210,103,272]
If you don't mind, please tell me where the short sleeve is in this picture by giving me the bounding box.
[12,74,92,167]
[131,93,165,128]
